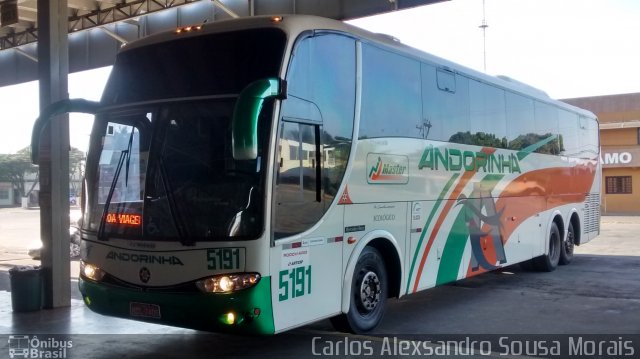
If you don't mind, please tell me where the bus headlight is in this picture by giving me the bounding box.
[196,273,261,293]
[80,260,106,282]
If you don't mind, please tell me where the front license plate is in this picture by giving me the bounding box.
[130,302,161,319]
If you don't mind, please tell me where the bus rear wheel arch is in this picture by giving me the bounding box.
[531,220,562,272]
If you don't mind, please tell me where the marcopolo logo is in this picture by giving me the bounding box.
[419,145,521,174]
[367,154,409,184]
[8,335,72,359]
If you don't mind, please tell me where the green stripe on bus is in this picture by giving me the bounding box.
[79,276,275,335]
[435,174,504,286]
[405,173,459,294]
[517,134,558,161]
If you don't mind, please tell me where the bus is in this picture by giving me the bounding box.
[32,15,600,335]
[8,335,30,358]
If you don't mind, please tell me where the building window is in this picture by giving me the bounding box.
[605,176,632,194]
[0,189,9,200]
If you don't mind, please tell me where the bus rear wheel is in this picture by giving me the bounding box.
[532,222,561,272]
[559,222,575,265]
[330,246,387,334]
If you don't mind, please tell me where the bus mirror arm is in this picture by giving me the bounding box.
[31,99,101,164]
[232,78,286,160]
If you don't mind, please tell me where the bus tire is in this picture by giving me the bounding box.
[559,221,575,265]
[533,222,561,272]
[331,246,387,334]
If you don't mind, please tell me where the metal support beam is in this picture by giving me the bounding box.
[212,0,239,18]
[37,0,71,309]
[14,46,37,62]
[2,0,200,50]
[99,25,127,44]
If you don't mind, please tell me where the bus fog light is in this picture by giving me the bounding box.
[223,312,235,325]
[220,311,247,325]
[196,273,261,293]
[80,261,105,282]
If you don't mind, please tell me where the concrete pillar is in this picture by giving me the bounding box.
[37,0,70,308]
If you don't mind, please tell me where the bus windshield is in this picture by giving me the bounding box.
[101,28,286,105]
[82,27,286,243]
[85,98,272,242]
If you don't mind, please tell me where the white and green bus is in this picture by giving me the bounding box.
[32,15,601,334]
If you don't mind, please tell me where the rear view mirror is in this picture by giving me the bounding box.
[232,78,285,160]
[31,99,101,164]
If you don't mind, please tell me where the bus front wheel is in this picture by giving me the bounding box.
[331,246,387,334]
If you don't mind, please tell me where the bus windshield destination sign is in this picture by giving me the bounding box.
[106,213,142,226]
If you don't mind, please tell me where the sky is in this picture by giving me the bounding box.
[347,0,640,98]
[0,66,112,154]
[1,0,639,154]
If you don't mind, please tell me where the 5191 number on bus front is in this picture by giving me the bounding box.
[207,248,245,270]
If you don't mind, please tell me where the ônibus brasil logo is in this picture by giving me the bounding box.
[367,154,409,184]
[8,335,72,359]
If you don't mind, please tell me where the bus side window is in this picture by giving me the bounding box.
[559,109,580,157]
[468,79,507,148]
[506,92,535,150]
[436,68,456,93]
[422,63,470,142]
[579,116,599,159]
[534,101,560,155]
[359,43,422,139]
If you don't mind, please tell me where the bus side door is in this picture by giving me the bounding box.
[269,33,356,332]
[270,120,344,332]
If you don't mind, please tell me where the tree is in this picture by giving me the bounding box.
[449,131,507,148]
[0,146,86,200]
[69,147,86,194]
[508,133,560,155]
[0,147,38,198]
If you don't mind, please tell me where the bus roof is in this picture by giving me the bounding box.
[119,14,596,120]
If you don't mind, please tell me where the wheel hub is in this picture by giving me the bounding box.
[359,271,381,312]
[566,231,575,252]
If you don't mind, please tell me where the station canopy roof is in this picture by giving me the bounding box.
[0,0,447,87]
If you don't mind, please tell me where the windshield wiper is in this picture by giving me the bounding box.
[97,129,135,241]
[158,155,192,246]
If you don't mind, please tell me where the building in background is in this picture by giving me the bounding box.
[0,182,14,206]
[563,93,640,214]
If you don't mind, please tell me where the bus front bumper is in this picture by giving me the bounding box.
[78,277,274,335]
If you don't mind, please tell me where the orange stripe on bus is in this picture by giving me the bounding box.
[412,148,496,293]
[464,161,597,277]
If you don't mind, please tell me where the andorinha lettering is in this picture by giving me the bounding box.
[419,145,521,174]
[106,213,142,226]
[106,251,184,266]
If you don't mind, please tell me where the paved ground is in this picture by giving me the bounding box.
[0,208,639,358]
